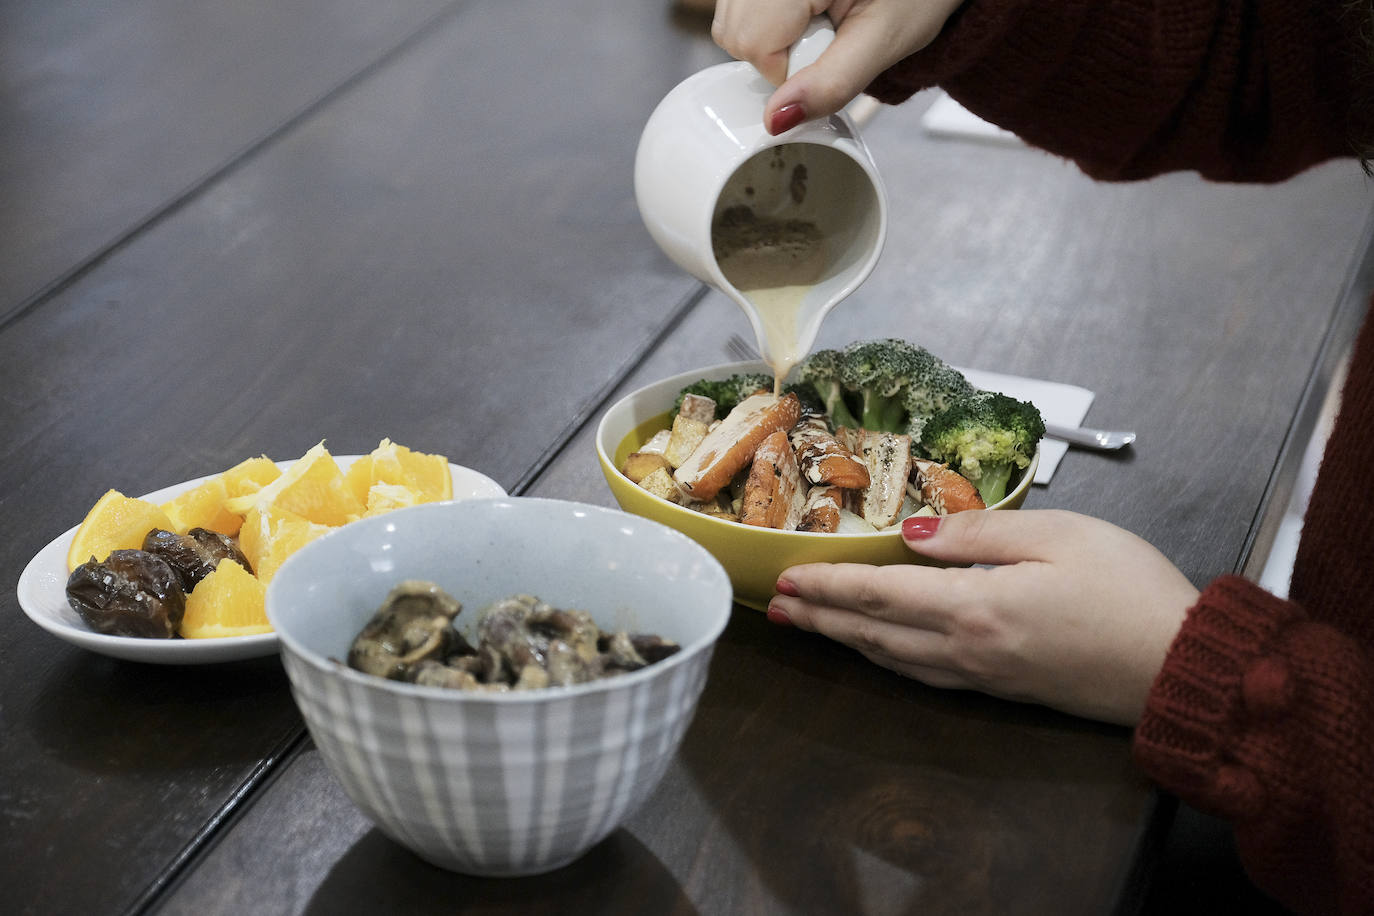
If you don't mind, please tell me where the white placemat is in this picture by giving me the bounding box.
[957,368,1095,485]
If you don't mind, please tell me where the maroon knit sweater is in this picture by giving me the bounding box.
[870,3,1374,912]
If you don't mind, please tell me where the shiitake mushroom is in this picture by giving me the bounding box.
[346,584,682,691]
[142,527,251,592]
[66,549,186,639]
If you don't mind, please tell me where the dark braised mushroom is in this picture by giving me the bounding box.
[530,604,601,663]
[476,595,544,683]
[545,638,597,686]
[66,549,186,638]
[412,660,482,691]
[477,596,607,688]
[601,631,648,672]
[346,587,682,692]
[142,527,251,592]
[630,634,681,665]
[346,581,462,680]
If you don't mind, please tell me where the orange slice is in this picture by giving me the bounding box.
[342,455,374,506]
[66,490,175,572]
[224,442,363,527]
[160,476,242,536]
[363,482,421,516]
[345,439,452,506]
[179,560,271,638]
[238,504,334,584]
[220,455,281,499]
[377,439,452,502]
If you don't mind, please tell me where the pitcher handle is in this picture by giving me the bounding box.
[787,16,835,78]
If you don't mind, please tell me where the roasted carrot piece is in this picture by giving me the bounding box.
[739,429,806,529]
[789,417,870,489]
[914,458,986,514]
[674,392,802,501]
[797,485,843,533]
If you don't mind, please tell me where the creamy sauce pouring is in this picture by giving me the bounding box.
[711,206,828,392]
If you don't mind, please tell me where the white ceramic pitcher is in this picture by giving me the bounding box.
[634,17,888,374]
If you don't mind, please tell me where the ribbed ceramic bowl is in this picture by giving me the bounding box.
[596,360,1037,611]
[266,497,732,877]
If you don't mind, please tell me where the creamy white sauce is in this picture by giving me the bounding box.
[709,143,876,390]
[713,211,828,390]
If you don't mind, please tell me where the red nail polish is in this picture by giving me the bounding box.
[769,103,806,134]
[902,516,942,540]
[775,577,800,597]
[766,606,793,626]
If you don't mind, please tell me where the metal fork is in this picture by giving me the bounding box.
[723,333,1136,451]
[725,333,759,363]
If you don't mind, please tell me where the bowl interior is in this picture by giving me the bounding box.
[266,497,733,672]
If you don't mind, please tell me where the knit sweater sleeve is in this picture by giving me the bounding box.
[865,0,1367,181]
[1133,574,1374,914]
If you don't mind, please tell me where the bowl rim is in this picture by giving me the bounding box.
[595,359,1038,541]
[266,496,734,704]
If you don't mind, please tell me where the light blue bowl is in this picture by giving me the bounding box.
[267,497,732,876]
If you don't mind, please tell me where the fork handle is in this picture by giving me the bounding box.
[1044,422,1134,450]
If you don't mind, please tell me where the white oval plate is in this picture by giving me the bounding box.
[16,457,507,665]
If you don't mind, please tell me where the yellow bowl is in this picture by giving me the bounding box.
[595,361,1037,610]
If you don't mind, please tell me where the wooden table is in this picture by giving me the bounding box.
[3,2,1369,913]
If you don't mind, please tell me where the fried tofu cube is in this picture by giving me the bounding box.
[620,451,673,484]
[678,393,718,425]
[699,492,739,522]
[638,467,683,504]
[639,429,672,455]
[663,415,710,469]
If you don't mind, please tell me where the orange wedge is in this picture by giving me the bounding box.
[220,455,281,499]
[345,438,452,505]
[180,560,271,638]
[363,482,421,516]
[379,439,452,502]
[161,476,242,536]
[66,490,175,572]
[238,504,334,584]
[224,442,363,527]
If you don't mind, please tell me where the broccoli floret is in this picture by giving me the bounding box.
[796,338,976,436]
[838,338,928,433]
[902,358,977,442]
[673,373,774,419]
[783,380,827,415]
[904,356,977,417]
[919,391,1046,505]
[795,348,860,429]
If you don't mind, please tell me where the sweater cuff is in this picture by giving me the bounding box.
[1133,574,1304,819]
[865,2,1027,104]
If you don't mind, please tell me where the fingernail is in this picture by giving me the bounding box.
[902,516,942,540]
[765,605,793,626]
[769,103,806,135]
[774,577,800,597]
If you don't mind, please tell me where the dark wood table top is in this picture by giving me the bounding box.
[3,2,1369,914]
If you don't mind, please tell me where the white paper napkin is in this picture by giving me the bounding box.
[957,368,1095,485]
